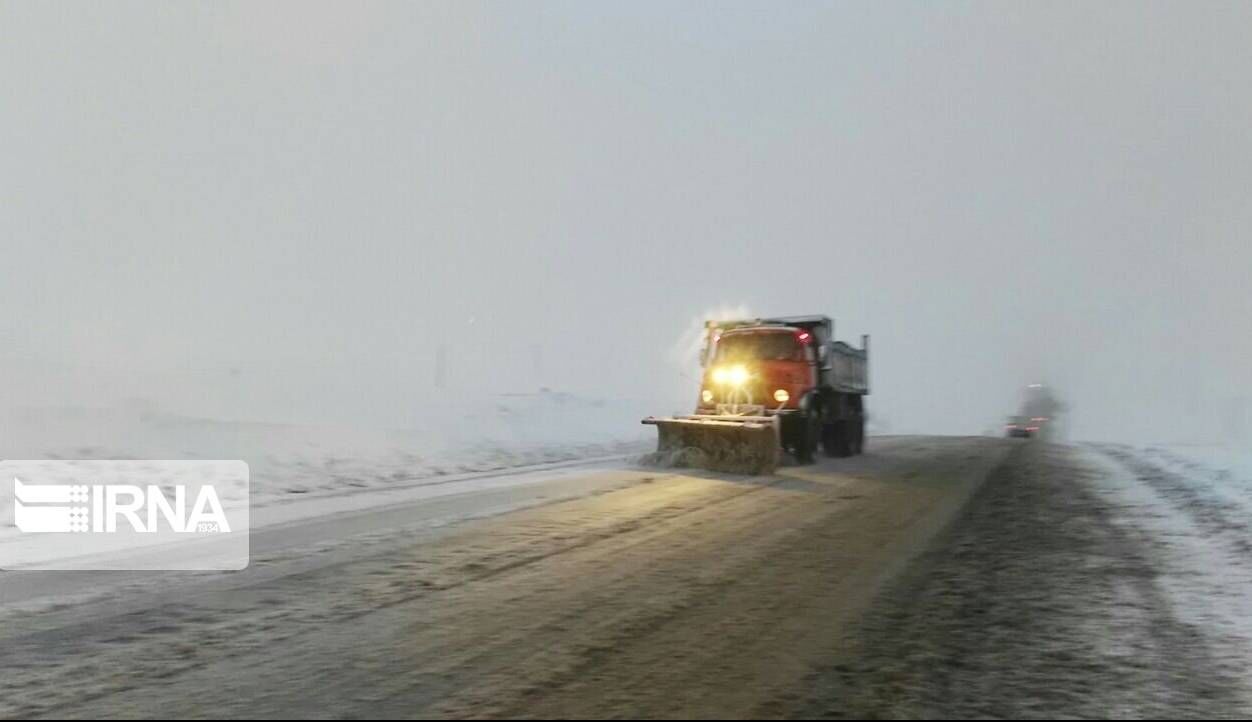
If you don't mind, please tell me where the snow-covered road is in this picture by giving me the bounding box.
[4,436,1249,718]
[0,453,645,619]
[0,435,1008,719]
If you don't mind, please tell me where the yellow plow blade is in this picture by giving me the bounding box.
[641,415,781,475]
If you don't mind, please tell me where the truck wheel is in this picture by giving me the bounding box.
[821,422,839,457]
[838,420,854,457]
[823,419,852,458]
[852,415,866,454]
[795,412,820,464]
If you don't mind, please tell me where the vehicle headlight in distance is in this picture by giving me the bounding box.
[711,367,729,385]
[701,389,714,404]
[728,365,749,387]
[773,389,790,403]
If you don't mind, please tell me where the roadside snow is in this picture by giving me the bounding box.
[1083,443,1252,698]
[0,396,652,536]
[1139,443,1252,515]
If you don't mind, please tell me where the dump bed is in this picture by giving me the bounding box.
[827,340,868,394]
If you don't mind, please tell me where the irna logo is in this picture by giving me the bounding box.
[13,478,231,534]
[1,460,249,571]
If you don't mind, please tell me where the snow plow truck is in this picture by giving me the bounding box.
[643,315,869,475]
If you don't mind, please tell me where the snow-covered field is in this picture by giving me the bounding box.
[0,394,653,534]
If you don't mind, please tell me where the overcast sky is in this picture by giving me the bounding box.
[2,1,1249,441]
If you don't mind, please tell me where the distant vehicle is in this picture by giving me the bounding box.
[1006,384,1064,439]
[643,315,869,474]
[1005,415,1046,438]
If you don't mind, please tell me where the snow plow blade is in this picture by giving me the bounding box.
[641,415,781,475]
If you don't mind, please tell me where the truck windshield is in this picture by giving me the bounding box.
[714,333,806,362]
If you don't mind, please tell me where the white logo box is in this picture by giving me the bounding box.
[1,460,249,571]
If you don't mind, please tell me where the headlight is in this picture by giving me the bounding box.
[701,389,714,404]
[710,365,750,387]
[773,389,790,403]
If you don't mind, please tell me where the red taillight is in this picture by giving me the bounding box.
[797,331,811,344]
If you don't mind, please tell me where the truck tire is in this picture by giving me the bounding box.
[821,422,838,457]
[852,415,865,454]
[839,420,854,457]
[823,418,852,458]
[795,411,820,464]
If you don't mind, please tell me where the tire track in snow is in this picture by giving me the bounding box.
[1093,443,1252,556]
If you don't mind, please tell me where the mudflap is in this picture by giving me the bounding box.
[641,416,781,475]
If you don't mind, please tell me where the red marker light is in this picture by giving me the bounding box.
[797,332,811,344]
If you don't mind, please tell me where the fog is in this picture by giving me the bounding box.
[2,2,1249,447]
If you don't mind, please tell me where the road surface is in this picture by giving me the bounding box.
[2,435,1246,718]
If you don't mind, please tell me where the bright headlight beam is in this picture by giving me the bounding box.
[711,364,749,387]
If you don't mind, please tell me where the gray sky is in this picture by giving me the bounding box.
[2,1,1249,441]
